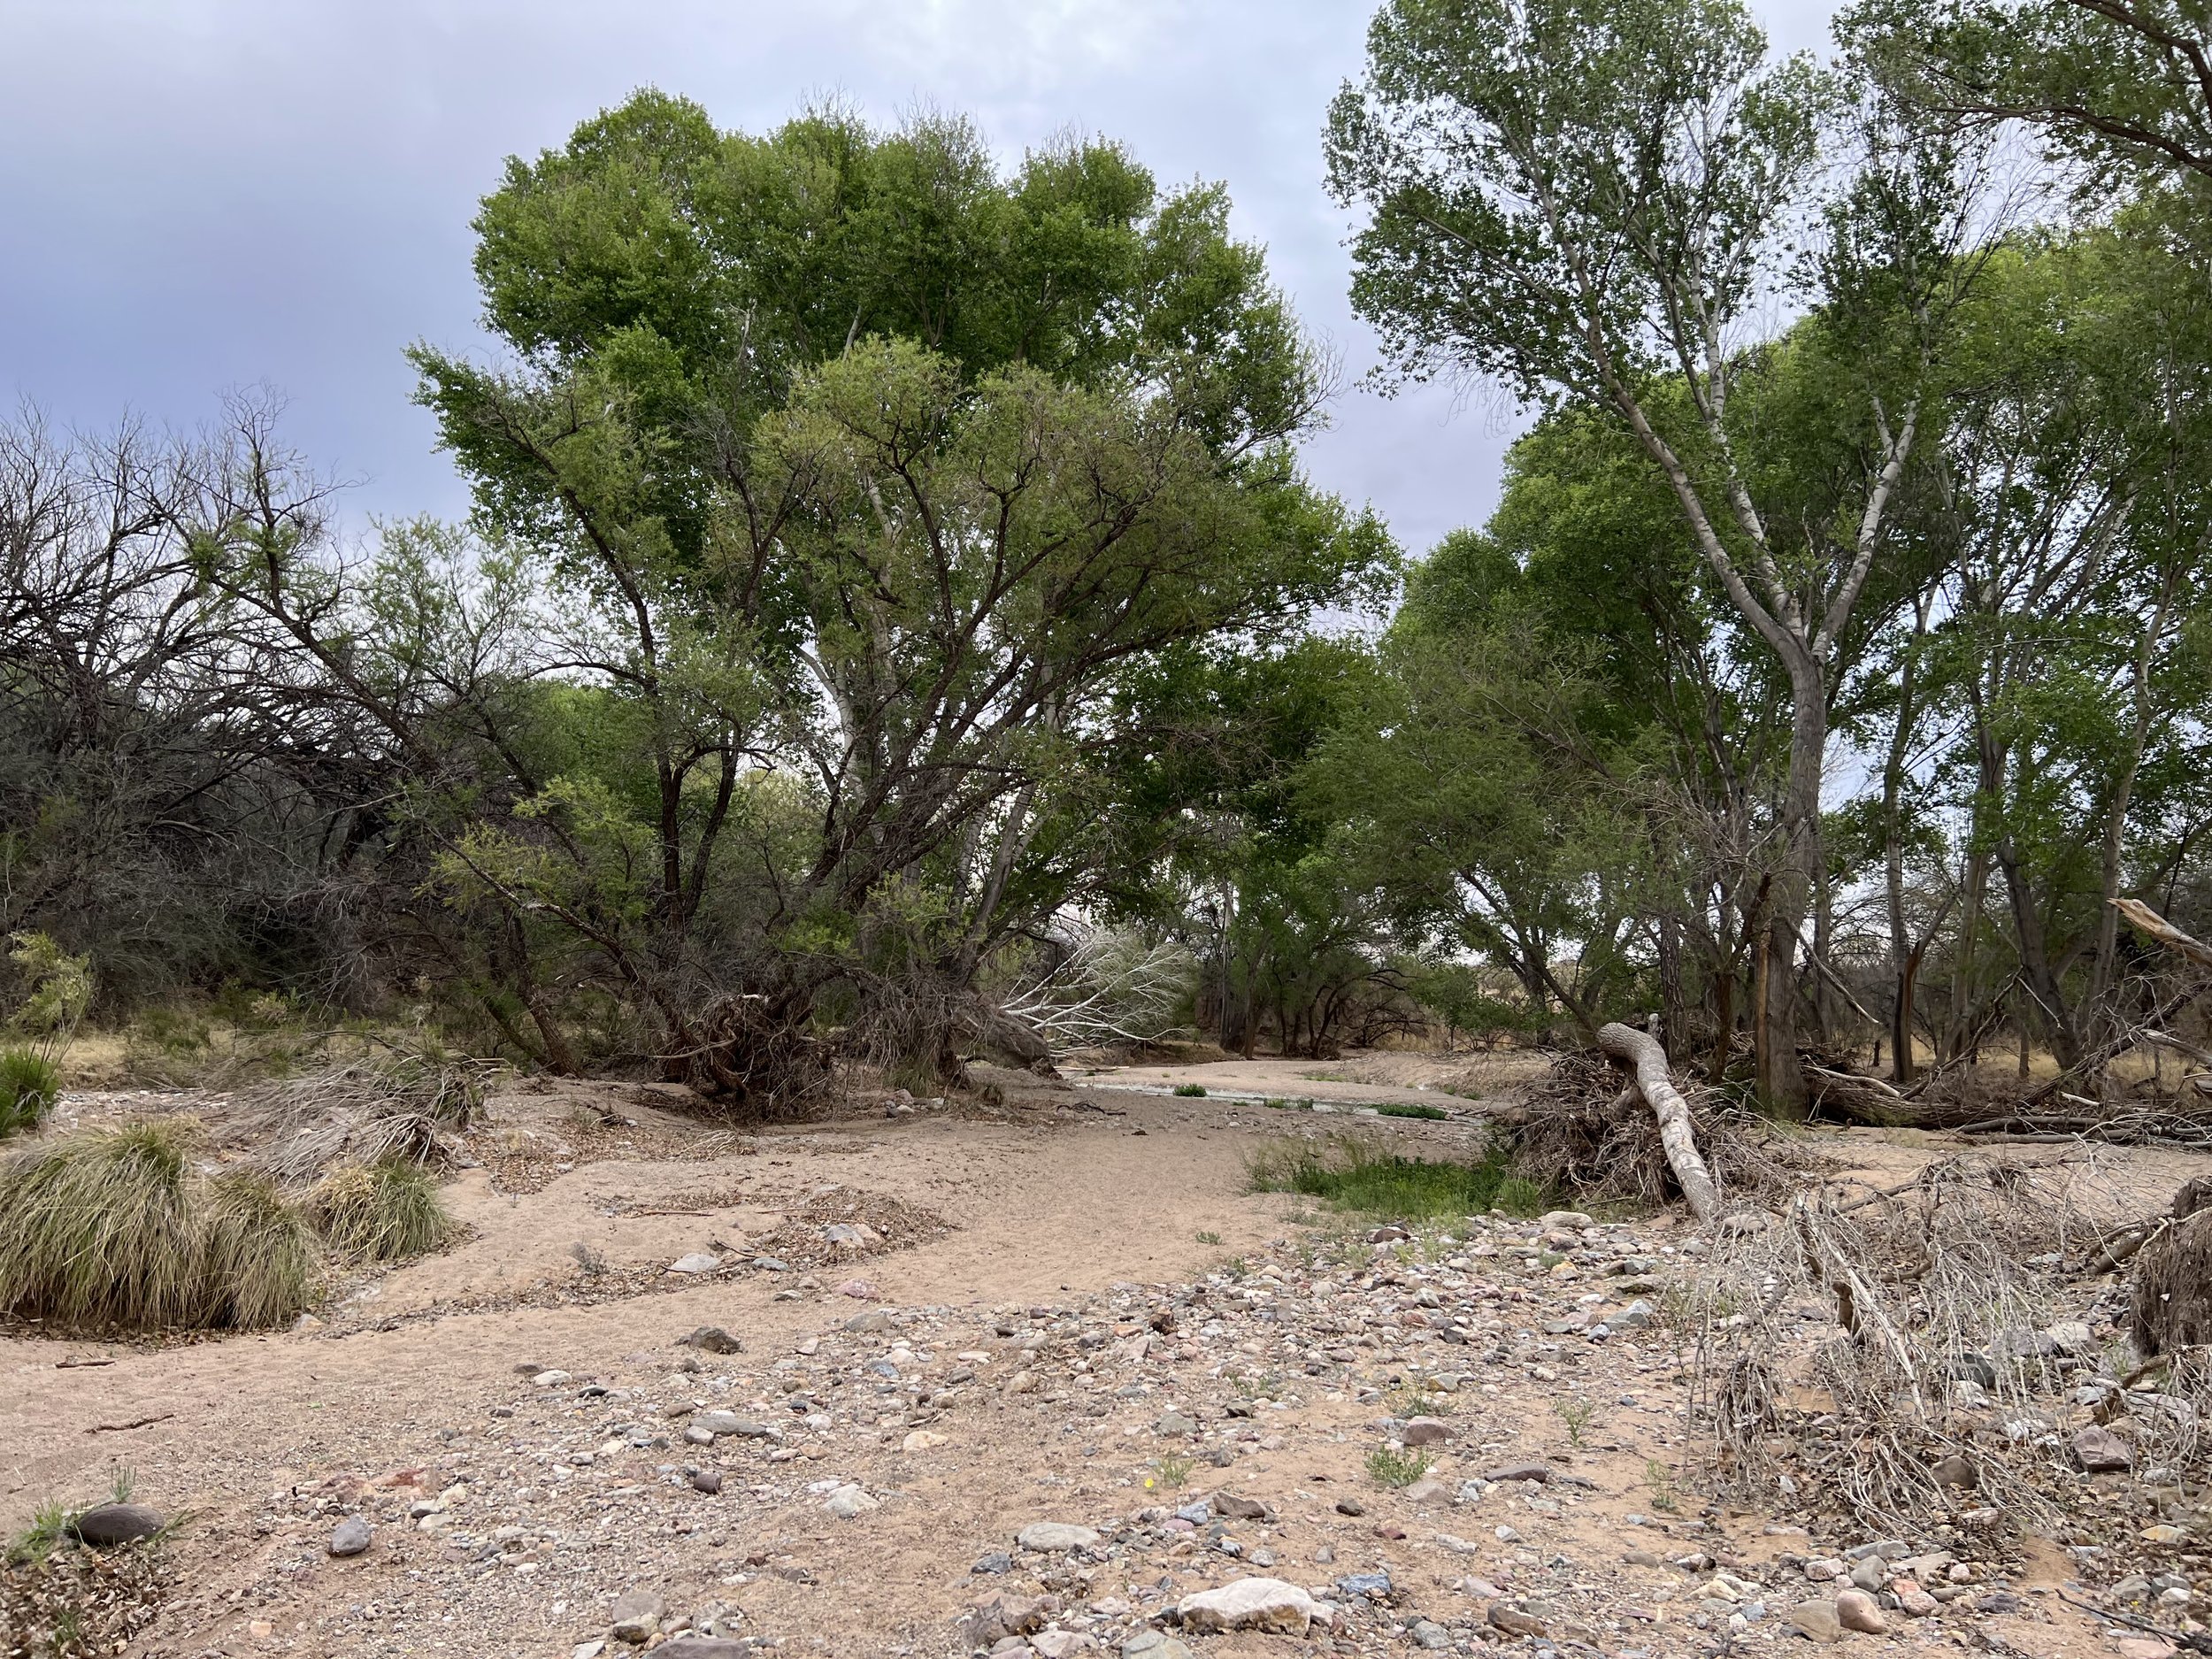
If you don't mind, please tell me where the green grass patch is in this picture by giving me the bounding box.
[1374,1102,1447,1120]
[1365,1446,1432,1488]
[0,1047,59,1139]
[1172,1083,1208,1097]
[1247,1133,1548,1220]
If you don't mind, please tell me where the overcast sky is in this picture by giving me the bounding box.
[0,0,1839,560]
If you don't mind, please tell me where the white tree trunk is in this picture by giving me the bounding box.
[1597,1021,1724,1225]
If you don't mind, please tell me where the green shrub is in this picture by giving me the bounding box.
[1365,1446,1432,1488]
[0,1048,59,1137]
[311,1158,453,1262]
[1248,1133,1548,1219]
[0,1119,319,1332]
[1173,1082,1208,1097]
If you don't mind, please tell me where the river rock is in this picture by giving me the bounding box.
[1834,1588,1888,1634]
[2073,1425,2133,1472]
[1176,1577,1323,1634]
[823,1484,878,1519]
[610,1589,666,1643]
[1787,1601,1842,1643]
[68,1503,164,1548]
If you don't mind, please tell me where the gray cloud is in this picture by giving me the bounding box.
[0,0,1837,557]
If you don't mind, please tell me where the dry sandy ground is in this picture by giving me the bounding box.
[2,1057,2208,1659]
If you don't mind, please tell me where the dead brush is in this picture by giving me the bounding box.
[219,1044,501,1185]
[1678,1154,2116,1532]
[1512,1048,1816,1212]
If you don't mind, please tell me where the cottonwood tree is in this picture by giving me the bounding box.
[1326,0,1989,1110]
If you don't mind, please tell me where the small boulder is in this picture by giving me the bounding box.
[669,1253,722,1275]
[680,1326,743,1354]
[1931,1453,1978,1489]
[1539,1210,1594,1230]
[690,1469,723,1494]
[1121,1632,1194,1659]
[1176,1577,1322,1635]
[68,1503,164,1548]
[1401,1416,1455,1447]
[2073,1425,2133,1472]
[327,1515,373,1557]
[1833,1588,1888,1634]
[1210,1492,1269,1520]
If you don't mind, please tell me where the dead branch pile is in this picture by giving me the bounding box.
[1513,1045,1815,1216]
[1678,1153,2204,1538]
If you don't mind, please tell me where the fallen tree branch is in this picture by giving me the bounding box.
[1596,1020,1725,1226]
[2116,896,2212,972]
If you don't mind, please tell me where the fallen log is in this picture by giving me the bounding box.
[1596,1021,1725,1226]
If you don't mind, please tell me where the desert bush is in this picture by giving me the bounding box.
[0,1119,317,1331]
[310,1158,453,1262]
[0,1048,59,1137]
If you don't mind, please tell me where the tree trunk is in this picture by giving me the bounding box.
[1755,664,1823,1116]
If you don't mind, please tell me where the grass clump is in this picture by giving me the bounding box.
[1172,1083,1208,1097]
[0,1119,322,1332]
[202,1170,319,1326]
[1366,1446,1432,1488]
[0,1048,59,1138]
[1374,1101,1447,1120]
[1248,1133,1547,1220]
[0,1121,204,1328]
[310,1158,453,1262]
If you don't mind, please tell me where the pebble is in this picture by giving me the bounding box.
[1017,1522,1102,1552]
[609,1588,666,1643]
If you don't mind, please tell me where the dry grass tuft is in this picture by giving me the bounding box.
[219,1047,497,1185]
[310,1159,453,1263]
[201,1168,319,1326]
[0,1119,320,1333]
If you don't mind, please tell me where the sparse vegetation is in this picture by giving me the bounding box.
[1373,1101,1446,1120]
[310,1158,453,1263]
[0,1048,59,1138]
[1554,1396,1594,1447]
[1365,1446,1432,1488]
[1172,1083,1208,1097]
[1149,1453,1196,1489]
[1248,1133,1546,1219]
[1194,1230,1222,1245]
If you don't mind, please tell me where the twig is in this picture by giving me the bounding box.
[86,1412,173,1433]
